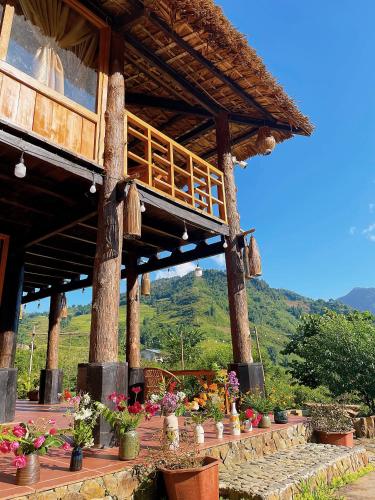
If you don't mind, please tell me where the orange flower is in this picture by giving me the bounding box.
[202,383,208,390]
[199,392,208,401]
[208,383,218,392]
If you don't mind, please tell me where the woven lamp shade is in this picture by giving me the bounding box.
[60,293,68,319]
[124,182,141,239]
[141,273,151,296]
[243,244,251,280]
[256,127,276,156]
[248,235,262,278]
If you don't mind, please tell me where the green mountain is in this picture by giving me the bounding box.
[338,287,375,314]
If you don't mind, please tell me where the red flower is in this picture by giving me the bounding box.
[145,402,159,419]
[131,386,142,394]
[168,381,177,393]
[49,428,57,435]
[63,389,72,401]
[12,454,27,469]
[128,401,142,414]
[0,441,11,453]
[12,425,26,438]
[245,408,254,419]
[61,442,71,451]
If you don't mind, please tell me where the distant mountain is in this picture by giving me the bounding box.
[338,287,375,314]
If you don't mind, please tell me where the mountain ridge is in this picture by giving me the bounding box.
[337,287,375,314]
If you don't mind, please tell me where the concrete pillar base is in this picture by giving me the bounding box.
[39,369,63,405]
[229,362,265,395]
[77,362,128,447]
[0,368,17,423]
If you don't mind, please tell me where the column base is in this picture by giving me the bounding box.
[39,369,63,405]
[0,368,17,423]
[128,367,144,403]
[229,362,265,395]
[77,362,128,447]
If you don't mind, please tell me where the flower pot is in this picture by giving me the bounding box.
[215,421,224,439]
[160,456,219,500]
[163,413,179,450]
[16,453,40,486]
[242,419,253,433]
[230,402,241,436]
[119,430,140,460]
[258,415,272,428]
[70,446,83,471]
[274,410,289,424]
[316,430,354,448]
[195,424,205,444]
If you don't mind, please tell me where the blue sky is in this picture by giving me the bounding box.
[26,1,375,312]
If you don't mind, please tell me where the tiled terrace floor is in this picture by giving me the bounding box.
[0,401,305,499]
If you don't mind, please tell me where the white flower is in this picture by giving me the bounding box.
[176,391,186,402]
[82,394,91,405]
[150,394,160,403]
[191,401,199,411]
[75,408,93,421]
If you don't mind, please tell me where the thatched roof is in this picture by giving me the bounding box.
[94,0,313,162]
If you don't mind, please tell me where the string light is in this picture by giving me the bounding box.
[182,221,189,240]
[223,238,228,249]
[194,261,203,277]
[140,200,146,213]
[89,173,96,194]
[14,152,26,178]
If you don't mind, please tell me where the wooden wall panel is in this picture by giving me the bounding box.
[50,102,68,145]
[33,94,53,139]
[16,85,36,130]
[80,119,96,159]
[0,74,20,121]
[65,111,83,155]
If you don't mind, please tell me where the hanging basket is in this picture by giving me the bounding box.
[256,127,276,156]
[124,182,141,239]
[60,293,68,319]
[248,235,262,277]
[141,273,151,296]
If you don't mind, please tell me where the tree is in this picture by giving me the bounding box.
[161,323,203,369]
[283,310,375,412]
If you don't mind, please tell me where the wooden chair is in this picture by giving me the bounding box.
[143,368,181,400]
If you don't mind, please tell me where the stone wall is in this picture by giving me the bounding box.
[353,416,375,438]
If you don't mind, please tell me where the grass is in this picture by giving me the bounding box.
[296,464,375,500]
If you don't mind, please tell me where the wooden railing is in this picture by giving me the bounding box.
[126,111,227,223]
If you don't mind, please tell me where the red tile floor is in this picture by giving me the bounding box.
[0,401,305,499]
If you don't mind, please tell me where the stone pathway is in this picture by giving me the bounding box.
[219,443,368,499]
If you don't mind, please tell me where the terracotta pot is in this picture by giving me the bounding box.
[16,453,40,486]
[258,414,272,428]
[316,430,354,447]
[274,410,288,424]
[160,456,219,500]
[70,446,83,471]
[119,430,140,460]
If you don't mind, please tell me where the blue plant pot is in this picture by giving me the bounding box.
[70,446,83,472]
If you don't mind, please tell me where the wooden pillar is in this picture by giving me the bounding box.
[126,253,140,369]
[46,292,62,370]
[0,244,24,368]
[89,32,125,364]
[216,111,252,363]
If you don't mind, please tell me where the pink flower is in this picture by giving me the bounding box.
[28,419,34,425]
[108,392,118,404]
[33,436,45,449]
[131,386,142,394]
[245,408,254,420]
[0,441,11,453]
[9,442,20,452]
[12,454,27,469]
[48,419,56,425]
[61,442,71,451]
[12,425,26,438]
[49,428,57,435]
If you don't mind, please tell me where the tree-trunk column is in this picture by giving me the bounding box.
[89,32,125,364]
[126,253,140,369]
[216,111,252,363]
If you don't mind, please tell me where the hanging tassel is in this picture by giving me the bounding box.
[124,181,141,239]
[248,235,262,277]
[256,126,276,156]
[60,293,68,319]
[141,273,151,296]
[243,243,251,280]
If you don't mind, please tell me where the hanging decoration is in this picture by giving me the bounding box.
[61,293,68,319]
[194,263,203,278]
[19,304,23,320]
[248,235,262,277]
[255,126,276,156]
[141,273,151,296]
[124,181,141,239]
[243,242,251,280]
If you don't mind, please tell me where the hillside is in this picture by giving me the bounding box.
[17,270,351,385]
[337,287,375,314]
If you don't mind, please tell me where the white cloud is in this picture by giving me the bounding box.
[362,223,375,235]
[370,203,375,214]
[349,226,356,235]
[210,254,226,268]
[155,262,196,279]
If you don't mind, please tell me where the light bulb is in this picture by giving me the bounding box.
[182,230,188,240]
[140,201,146,213]
[223,240,228,249]
[89,182,96,194]
[194,265,203,278]
[14,154,26,178]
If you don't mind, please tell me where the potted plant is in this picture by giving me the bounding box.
[100,387,159,460]
[310,402,354,447]
[64,392,100,471]
[0,418,63,485]
[239,408,257,432]
[149,382,186,450]
[226,371,241,435]
[190,411,210,444]
[206,399,225,439]
[268,381,294,424]
[241,392,273,428]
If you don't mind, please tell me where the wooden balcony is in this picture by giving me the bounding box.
[126,111,227,224]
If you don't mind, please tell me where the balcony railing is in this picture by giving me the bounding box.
[126,111,227,223]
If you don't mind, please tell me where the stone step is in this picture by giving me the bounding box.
[219,443,369,500]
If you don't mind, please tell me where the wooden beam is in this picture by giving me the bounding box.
[25,251,93,272]
[32,244,95,264]
[124,33,221,115]
[202,128,259,160]
[177,119,215,145]
[115,7,144,30]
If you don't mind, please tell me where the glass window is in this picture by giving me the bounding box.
[5,0,99,112]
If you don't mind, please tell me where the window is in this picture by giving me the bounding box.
[4,0,99,111]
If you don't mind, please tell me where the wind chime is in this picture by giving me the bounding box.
[255,127,276,156]
[141,273,151,296]
[60,293,68,319]
[124,181,142,239]
[243,234,262,279]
